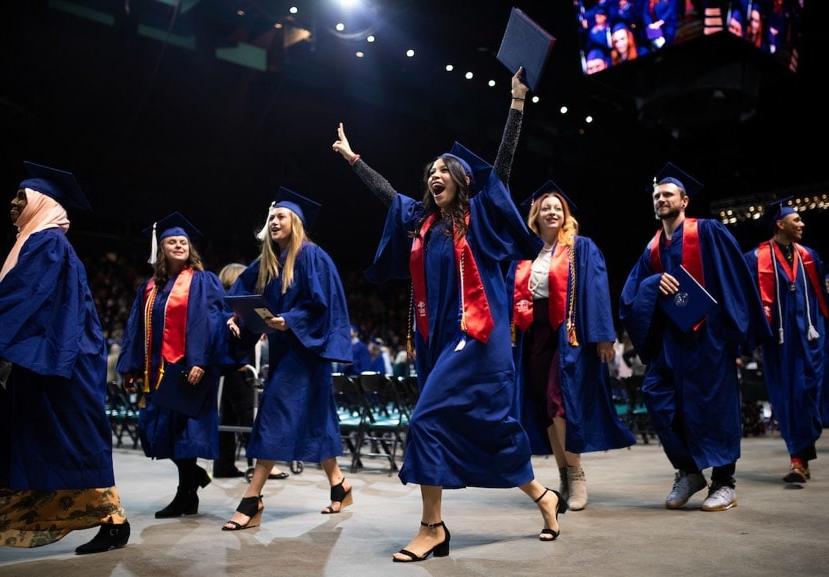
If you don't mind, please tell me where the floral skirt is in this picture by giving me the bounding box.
[0,486,126,548]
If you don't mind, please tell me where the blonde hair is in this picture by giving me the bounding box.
[218,263,246,290]
[527,192,579,247]
[255,207,310,294]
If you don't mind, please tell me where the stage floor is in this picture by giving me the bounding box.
[2,435,828,577]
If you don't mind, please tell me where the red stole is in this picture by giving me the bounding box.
[143,267,193,389]
[648,218,705,330]
[410,212,494,344]
[757,241,828,323]
[512,244,571,333]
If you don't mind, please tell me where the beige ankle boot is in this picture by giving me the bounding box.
[567,466,588,510]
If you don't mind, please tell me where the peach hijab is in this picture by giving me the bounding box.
[0,188,70,283]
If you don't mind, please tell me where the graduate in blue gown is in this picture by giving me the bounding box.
[0,162,129,554]
[509,182,635,512]
[345,325,372,376]
[620,163,764,512]
[824,274,829,428]
[744,202,827,483]
[117,212,225,519]
[333,70,566,562]
[222,188,353,531]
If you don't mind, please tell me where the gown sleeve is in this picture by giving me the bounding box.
[280,245,353,363]
[0,230,88,379]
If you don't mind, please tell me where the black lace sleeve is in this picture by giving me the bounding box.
[493,108,524,185]
[352,159,397,207]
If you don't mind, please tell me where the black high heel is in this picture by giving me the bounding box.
[321,478,353,514]
[222,495,264,531]
[534,488,566,541]
[393,521,451,562]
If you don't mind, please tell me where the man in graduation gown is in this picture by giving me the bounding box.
[620,163,764,512]
[744,203,827,483]
[0,162,129,553]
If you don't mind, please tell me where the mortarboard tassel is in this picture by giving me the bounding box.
[147,222,158,265]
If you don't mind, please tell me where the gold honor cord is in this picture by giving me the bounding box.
[406,282,415,358]
[566,244,579,347]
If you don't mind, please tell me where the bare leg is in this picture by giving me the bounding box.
[546,417,581,468]
[519,480,561,540]
[223,458,271,528]
[321,457,352,513]
[392,485,445,561]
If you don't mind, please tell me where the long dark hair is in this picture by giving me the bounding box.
[418,154,472,239]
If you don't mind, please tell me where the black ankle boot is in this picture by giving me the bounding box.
[194,464,212,489]
[155,487,199,518]
[75,521,131,555]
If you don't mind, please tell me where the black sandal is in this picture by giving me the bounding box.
[393,521,451,562]
[221,495,263,531]
[321,478,352,514]
[534,488,566,541]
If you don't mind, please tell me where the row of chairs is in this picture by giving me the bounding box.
[333,373,418,474]
[106,382,141,449]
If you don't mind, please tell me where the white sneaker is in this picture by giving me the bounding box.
[702,484,737,511]
[665,471,707,509]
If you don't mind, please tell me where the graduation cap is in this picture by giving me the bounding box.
[142,212,203,265]
[521,179,578,214]
[612,22,631,34]
[652,162,703,198]
[586,48,610,64]
[443,142,493,194]
[765,196,797,225]
[20,161,92,213]
[496,7,556,92]
[271,186,321,228]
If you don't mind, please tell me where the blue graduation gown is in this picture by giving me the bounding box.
[367,172,538,489]
[230,242,352,462]
[619,219,763,470]
[744,244,825,455]
[510,236,636,455]
[117,270,225,460]
[0,229,114,490]
[824,315,829,427]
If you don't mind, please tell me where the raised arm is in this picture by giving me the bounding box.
[493,68,528,185]
[332,122,396,207]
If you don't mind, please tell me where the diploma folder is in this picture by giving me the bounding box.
[225,294,276,334]
[496,7,556,91]
[658,265,718,333]
[152,362,211,418]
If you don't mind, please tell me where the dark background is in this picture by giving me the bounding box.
[3,0,828,306]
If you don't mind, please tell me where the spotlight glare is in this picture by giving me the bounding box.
[336,23,346,31]
[274,22,283,29]
[445,64,453,71]
[560,106,568,114]
[237,9,245,16]
[356,51,364,58]
[465,71,473,79]
[339,0,359,8]
[488,80,496,87]
[289,6,298,14]
[532,96,540,103]
[406,49,415,57]
[585,115,593,123]
[367,35,375,43]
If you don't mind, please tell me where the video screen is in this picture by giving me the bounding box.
[575,0,804,75]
